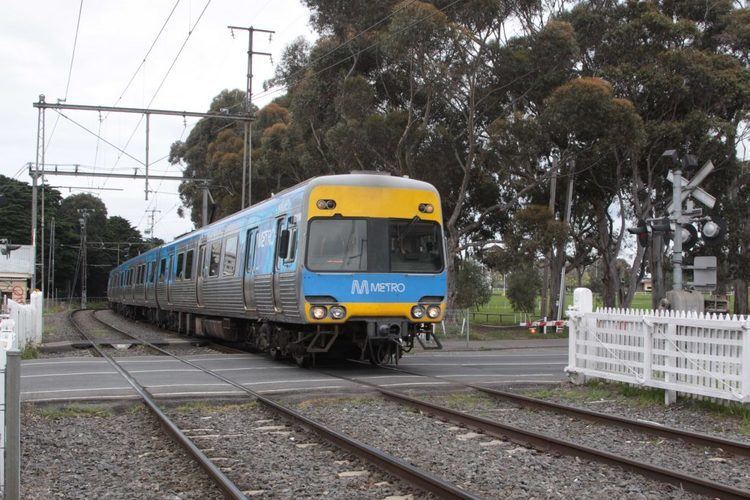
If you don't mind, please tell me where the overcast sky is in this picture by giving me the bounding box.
[1,0,315,242]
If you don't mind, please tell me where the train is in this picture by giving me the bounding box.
[107,172,447,366]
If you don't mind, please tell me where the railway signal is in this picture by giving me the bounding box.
[627,219,650,248]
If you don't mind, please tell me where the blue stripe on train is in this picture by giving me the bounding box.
[302,271,447,303]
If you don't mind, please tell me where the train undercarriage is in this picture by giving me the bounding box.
[110,303,439,367]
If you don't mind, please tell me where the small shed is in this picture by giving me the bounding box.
[0,245,34,304]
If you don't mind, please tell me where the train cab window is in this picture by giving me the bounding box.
[184,249,195,280]
[245,228,258,273]
[223,234,238,276]
[176,252,185,280]
[389,220,443,273]
[209,241,222,277]
[159,257,167,282]
[307,219,368,272]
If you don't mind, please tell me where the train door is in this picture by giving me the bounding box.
[142,263,148,301]
[272,217,287,313]
[243,227,258,311]
[166,253,173,304]
[196,243,206,307]
[272,216,298,314]
[146,260,155,303]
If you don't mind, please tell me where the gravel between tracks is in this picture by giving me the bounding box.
[166,399,425,499]
[96,309,224,357]
[290,394,701,498]
[511,382,750,444]
[414,389,750,492]
[22,402,220,499]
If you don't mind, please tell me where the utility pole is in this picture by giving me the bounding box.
[145,209,161,239]
[31,94,45,293]
[47,218,55,299]
[78,210,91,309]
[228,25,274,209]
[541,158,558,319]
[556,163,575,320]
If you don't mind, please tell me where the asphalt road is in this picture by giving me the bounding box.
[21,346,568,402]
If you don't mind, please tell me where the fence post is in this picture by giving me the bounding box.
[5,350,20,500]
[643,318,653,387]
[567,288,593,385]
[742,320,750,404]
[665,320,678,405]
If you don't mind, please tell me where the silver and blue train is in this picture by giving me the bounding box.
[108,172,446,365]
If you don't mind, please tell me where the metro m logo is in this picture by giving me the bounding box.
[350,280,406,295]
[351,280,371,295]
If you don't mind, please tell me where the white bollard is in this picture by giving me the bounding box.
[572,288,594,314]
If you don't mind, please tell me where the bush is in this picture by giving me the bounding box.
[455,259,493,309]
[506,265,542,313]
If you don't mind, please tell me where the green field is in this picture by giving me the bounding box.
[469,291,655,327]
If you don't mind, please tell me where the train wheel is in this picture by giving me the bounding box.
[293,353,311,368]
[269,346,282,361]
[368,341,390,366]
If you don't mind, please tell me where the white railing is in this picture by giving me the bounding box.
[566,288,750,405]
[3,291,42,349]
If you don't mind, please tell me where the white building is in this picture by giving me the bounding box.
[0,245,33,304]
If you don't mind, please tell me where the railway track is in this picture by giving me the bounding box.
[68,309,246,499]
[97,309,750,498]
[319,360,750,499]
[80,310,480,499]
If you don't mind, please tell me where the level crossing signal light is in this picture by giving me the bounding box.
[701,216,726,245]
[627,219,650,248]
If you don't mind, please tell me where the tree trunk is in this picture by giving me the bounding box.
[623,244,646,308]
[445,233,460,311]
[733,279,748,315]
[650,232,666,309]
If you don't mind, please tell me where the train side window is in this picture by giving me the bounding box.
[137,265,142,284]
[139,264,145,284]
[176,252,185,280]
[223,234,238,276]
[159,257,167,282]
[197,244,206,278]
[209,241,222,277]
[185,249,195,280]
[245,228,258,273]
[284,226,298,263]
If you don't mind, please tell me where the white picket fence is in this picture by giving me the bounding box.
[566,288,750,404]
[1,291,42,350]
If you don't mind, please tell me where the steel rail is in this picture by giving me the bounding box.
[316,368,750,500]
[365,361,750,457]
[91,310,479,500]
[69,310,247,500]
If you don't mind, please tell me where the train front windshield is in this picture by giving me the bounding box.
[306,218,444,273]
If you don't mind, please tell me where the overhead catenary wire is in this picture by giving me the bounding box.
[225,0,423,113]
[100,0,212,190]
[45,0,85,153]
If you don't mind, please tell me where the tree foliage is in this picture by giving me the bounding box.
[454,259,493,310]
[506,265,542,314]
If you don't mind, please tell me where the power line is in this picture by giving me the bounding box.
[100,0,213,189]
[253,0,463,103]
[226,0,421,113]
[45,0,85,151]
[109,0,182,112]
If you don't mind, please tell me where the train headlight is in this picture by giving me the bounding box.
[426,305,441,319]
[418,203,434,214]
[411,305,425,319]
[311,306,328,320]
[316,199,337,210]
[329,305,346,320]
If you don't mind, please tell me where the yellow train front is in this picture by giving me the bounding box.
[297,173,446,365]
[108,172,446,366]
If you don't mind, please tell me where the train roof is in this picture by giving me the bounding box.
[112,173,439,271]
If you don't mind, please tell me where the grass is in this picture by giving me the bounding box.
[21,345,40,360]
[36,404,113,419]
[173,400,258,413]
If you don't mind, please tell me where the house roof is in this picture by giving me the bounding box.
[0,245,33,277]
